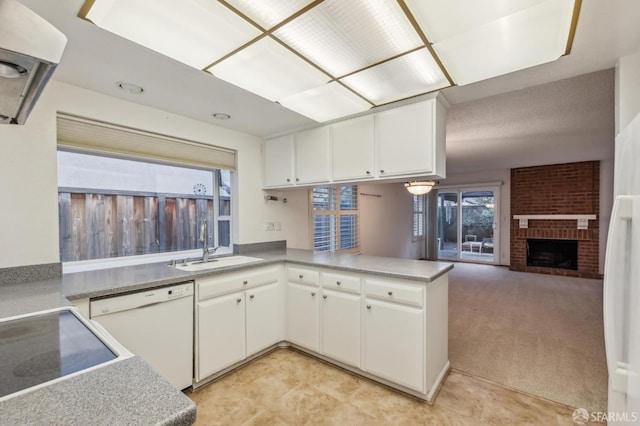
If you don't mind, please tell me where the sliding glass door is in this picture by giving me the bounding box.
[437,186,499,264]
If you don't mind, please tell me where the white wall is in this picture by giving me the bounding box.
[359,182,423,259]
[437,169,511,266]
[615,47,640,134]
[0,81,302,268]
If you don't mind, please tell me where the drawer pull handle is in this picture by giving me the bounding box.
[311,292,316,297]
[388,291,393,296]
[243,280,248,285]
[380,169,385,173]
[322,295,327,299]
[236,298,242,303]
[336,281,341,285]
[299,274,304,279]
[366,305,372,310]
[286,178,290,182]
[366,171,370,175]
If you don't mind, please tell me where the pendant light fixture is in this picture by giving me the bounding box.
[404,181,435,195]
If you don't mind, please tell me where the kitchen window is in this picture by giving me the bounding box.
[413,194,425,241]
[57,150,232,264]
[312,185,359,253]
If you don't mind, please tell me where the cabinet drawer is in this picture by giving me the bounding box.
[321,272,361,294]
[198,266,280,301]
[287,267,320,286]
[364,279,423,308]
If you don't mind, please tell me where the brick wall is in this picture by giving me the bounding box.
[510,161,601,278]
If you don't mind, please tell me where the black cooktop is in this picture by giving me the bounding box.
[0,309,117,399]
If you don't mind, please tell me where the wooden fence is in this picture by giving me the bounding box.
[58,190,214,262]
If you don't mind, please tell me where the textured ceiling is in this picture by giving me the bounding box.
[446,69,615,174]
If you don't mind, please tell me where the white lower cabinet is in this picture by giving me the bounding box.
[286,282,320,351]
[197,291,246,381]
[320,288,360,368]
[246,282,283,355]
[363,298,424,392]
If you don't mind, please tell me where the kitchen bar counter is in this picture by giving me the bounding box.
[0,249,452,425]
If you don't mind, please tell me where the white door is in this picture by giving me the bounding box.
[197,291,245,381]
[331,115,375,181]
[286,282,320,351]
[263,135,294,187]
[295,126,330,184]
[246,282,283,355]
[363,299,424,392]
[321,289,361,368]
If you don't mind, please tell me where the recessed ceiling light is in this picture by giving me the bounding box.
[212,112,231,120]
[116,81,144,94]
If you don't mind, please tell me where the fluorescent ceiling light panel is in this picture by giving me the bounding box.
[84,0,261,69]
[341,49,449,105]
[406,0,575,85]
[223,0,314,30]
[207,37,329,102]
[280,82,371,122]
[274,0,422,77]
[405,0,549,43]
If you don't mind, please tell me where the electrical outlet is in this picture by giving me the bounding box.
[274,222,281,231]
[265,222,276,231]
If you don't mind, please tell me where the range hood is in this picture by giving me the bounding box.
[0,0,66,125]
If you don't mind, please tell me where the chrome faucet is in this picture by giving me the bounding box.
[200,220,218,262]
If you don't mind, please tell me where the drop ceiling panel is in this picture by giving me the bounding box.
[222,0,314,30]
[280,82,372,122]
[341,48,449,105]
[273,0,422,77]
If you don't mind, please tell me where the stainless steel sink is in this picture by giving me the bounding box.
[172,255,262,271]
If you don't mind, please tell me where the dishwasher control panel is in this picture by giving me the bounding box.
[167,284,193,300]
[90,282,194,318]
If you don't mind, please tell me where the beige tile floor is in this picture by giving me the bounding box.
[186,348,599,425]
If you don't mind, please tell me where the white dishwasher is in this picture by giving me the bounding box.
[90,282,194,390]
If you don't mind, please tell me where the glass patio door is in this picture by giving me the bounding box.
[437,187,498,264]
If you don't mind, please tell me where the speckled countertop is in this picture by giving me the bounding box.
[0,249,452,425]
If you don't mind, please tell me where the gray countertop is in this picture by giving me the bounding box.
[0,248,452,425]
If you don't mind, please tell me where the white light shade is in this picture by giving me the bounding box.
[341,48,449,105]
[274,0,422,77]
[405,181,435,195]
[223,0,314,29]
[405,0,575,85]
[84,0,261,69]
[208,37,330,102]
[280,82,371,122]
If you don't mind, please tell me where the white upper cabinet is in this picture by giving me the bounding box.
[331,115,375,181]
[262,95,447,188]
[377,100,436,178]
[294,126,330,185]
[263,134,294,188]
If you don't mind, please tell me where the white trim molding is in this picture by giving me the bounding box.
[513,214,597,230]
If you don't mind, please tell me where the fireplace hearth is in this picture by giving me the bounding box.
[526,239,578,270]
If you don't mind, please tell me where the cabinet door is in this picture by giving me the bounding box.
[331,116,375,181]
[295,126,330,184]
[246,282,283,355]
[363,299,424,392]
[263,135,294,187]
[321,289,361,368]
[376,100,434,178]
[197,291,246,381]
[287,282,320,351]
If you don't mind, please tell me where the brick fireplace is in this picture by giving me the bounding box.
[510,161,601,278]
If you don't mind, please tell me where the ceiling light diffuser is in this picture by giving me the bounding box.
[274,0,422,77]
[405,0,576,85]
[83,0,261,69]
[208,37,330,102]
[223,0,314,30]
[280,82,371,122]
[405,181,435,195]
[341,48,449,105]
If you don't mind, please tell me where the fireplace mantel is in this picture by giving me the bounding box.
[513,214,597,230]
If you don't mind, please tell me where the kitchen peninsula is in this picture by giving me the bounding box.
[0,249,452,424]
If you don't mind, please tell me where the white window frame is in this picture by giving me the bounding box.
[310,185,360,254]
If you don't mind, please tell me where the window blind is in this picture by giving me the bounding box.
[56,113,236,171]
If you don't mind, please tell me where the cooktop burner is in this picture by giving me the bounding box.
[0,309,117,399]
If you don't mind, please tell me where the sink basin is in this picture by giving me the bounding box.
[173,256,262,271]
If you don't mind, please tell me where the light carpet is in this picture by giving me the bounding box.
[448,262,608,413]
